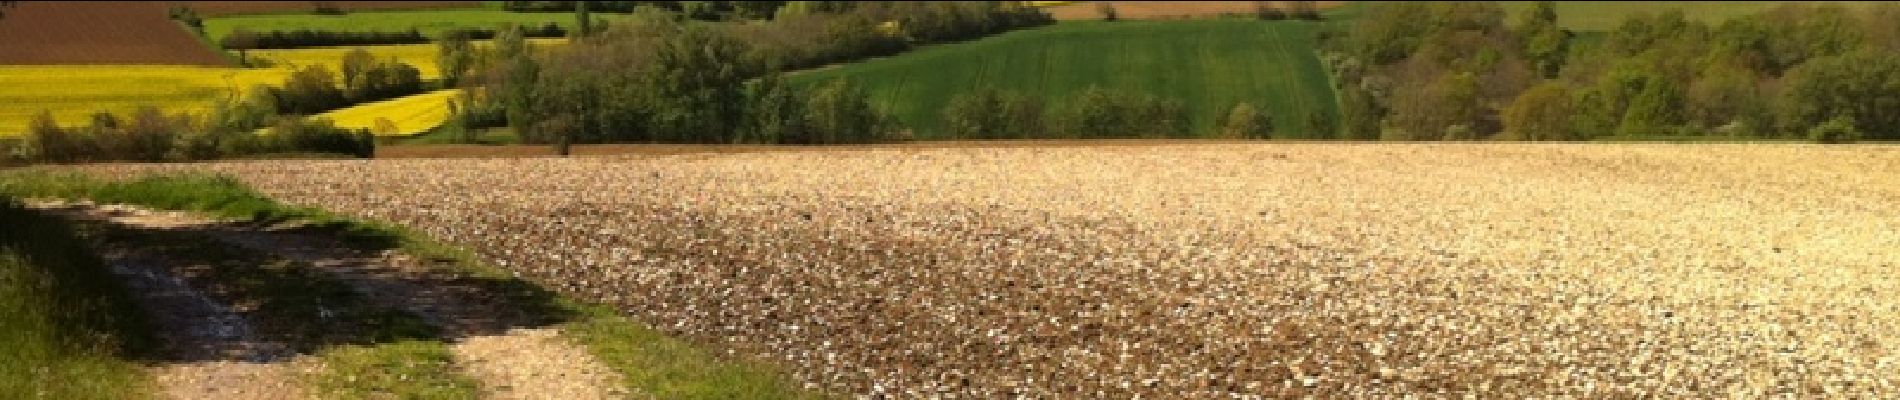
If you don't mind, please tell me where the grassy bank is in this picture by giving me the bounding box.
[0,200,153,399]
[0,169,815,399]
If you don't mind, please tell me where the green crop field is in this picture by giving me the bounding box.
[792,19,1340,139]
[1498,1,1881,31]
[203,9,626,41]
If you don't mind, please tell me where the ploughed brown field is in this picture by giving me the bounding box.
[167,1,481,16]
[0,1,229,65]
[1044,1,1347,20]
[83,143,1900,397]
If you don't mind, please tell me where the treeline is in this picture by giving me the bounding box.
[450,1,1053,147]
[942,87,1302,140]
[943,87,1195,140]
[223,29,428,50]
[254,49,427,115]
[1324,1,1900,142]
[11,109,375,164]
[222,25,567,50]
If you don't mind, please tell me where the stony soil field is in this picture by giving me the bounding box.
[83,143,1900,397]
[0,1,229,65]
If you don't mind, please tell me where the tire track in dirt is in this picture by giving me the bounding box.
[205,222,629,399]
[33,202,312,400]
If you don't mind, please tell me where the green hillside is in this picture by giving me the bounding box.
[792,19,1340,139]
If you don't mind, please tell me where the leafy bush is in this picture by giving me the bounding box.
[437,24,567,41]
[944,87,1044,140]
[272,65,349,115]
[1216,102,1273,139]
[1052,87,1190,139]
[1808,115,1862,143]
[803,79,896,144]
[266,118,376,158]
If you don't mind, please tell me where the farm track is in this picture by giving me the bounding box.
[28,201,626,399]
[76,143,1900,397]
[32,203,312,399]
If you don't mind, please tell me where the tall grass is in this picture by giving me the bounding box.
[0,199,153,399]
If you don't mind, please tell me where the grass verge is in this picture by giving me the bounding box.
[308,340,482,400]
[0,169,817,399]
[0,200,155,400]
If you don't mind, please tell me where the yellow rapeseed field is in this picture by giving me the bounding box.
[249,38,566,81]
[0,40,559,137]
[313,89,462,136]
[0,66,291,136]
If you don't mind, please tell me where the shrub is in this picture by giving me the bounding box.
[274,65,349,115]
[1217,102,1273,139]
[1052,87,1190,139]
[25,111,84,163]
[1255,1,1286,20]
[344,61,425,104]
[804,79,894,144]
[945,87,1044,140]
[1809,115,1862,143]
[266,118,376,158]
[1098,2,1118,21]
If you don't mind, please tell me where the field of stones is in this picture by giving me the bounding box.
[85,143,1900,397]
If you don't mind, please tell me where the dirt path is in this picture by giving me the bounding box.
[36,203,313,400]
[33,201,627,399]
[208,228,630,399]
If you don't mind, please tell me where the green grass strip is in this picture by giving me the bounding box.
[307,340,481,400]
[0,200,154,400]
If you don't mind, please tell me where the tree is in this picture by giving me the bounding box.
[26,111,79,163]
[1217,102,1272,139]
[1686,62,1767,136]
[744,72,811,144]
[1254,1,1285,20]
[1098,2,1117,21]
[575,0,593,39]
[805,79,891,144]
[277,65,347,114]
[1776,50,1900,139]
[224,30,260,65]
[1385,72,1483,140]
[436,30,476,86]
[1615,77,1685,137]
[1517,1,1568,78]
[647,26,755,143]
[496,24,531,61]
[340,48,376,84]
[1500,82,1579,140]
[1303,110,1335,139]
[1337,83,1384,140]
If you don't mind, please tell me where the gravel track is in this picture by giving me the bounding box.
[205,227,628,399]
[31,203,310,400]
[85,143,1900,397]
